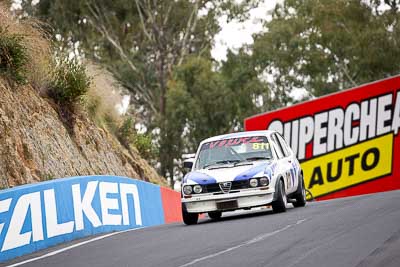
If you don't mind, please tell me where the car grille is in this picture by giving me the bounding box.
[205,180,249,194]
[219,182,232,193]
[205,183,221,193]
[231,180,249,190]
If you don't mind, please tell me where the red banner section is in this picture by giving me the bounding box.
[245,76,400,200]
[160,187,183,223]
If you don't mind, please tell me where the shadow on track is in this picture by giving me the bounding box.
[197,206,295,225]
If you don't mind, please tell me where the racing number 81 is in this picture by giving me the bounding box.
[252,143,269,150]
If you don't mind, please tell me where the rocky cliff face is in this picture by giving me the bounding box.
[0,79,166,188]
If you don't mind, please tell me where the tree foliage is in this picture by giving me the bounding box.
[166,57,233,152]
[252,0,400,106]
[163,53,264,179]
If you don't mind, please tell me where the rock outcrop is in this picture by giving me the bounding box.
[0,80,166,188]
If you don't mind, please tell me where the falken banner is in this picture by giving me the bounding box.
[245,75,400,200]
[0,176,174,262]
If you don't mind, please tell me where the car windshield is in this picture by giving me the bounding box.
[194,136,272,170]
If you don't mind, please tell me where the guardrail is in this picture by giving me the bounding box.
[0,175,182,262]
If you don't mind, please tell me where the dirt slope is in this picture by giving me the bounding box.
[0,80,166,188]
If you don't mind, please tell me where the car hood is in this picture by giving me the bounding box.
[183,161,276,185]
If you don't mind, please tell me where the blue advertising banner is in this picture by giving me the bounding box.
[0,176,165,262]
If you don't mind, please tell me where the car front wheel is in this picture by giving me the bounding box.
[182,205,199,225]
[208,211,222,220]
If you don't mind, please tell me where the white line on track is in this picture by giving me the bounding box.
[178,219,308,267]
[4,227,144,267]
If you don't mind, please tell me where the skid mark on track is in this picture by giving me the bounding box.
[178,219,307,267]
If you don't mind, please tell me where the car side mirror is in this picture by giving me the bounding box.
[183,159,194,170]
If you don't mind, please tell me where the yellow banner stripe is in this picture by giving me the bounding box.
[302,133,393,198]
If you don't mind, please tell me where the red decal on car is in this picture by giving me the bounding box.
[249,136,264,143]
[209,141,220,149]
[218,139,227,147]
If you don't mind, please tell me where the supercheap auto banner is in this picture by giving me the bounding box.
[245,75,400,200]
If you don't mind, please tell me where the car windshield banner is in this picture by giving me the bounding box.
[201,136,267,150]
[244,75,400,200]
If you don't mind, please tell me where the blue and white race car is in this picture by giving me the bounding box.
[181,130,306,225]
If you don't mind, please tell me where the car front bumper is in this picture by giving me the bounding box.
[181,187,275,213]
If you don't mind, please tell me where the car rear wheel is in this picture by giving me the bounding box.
[208,211,222,220]
[272,180,287,213]
[182,205,198,225]
[293,174,307,208]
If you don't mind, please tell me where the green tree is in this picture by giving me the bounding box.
[252,0,400,108]
[165,57,234,181]
[220,49,268,122]
[164,52,265,182]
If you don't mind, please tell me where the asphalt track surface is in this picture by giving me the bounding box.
[3,190,400,267]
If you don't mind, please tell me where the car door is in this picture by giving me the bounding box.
[275,133,298,194]
[270,133,294,194]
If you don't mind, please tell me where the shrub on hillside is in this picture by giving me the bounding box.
[133,133,158,161]
[0,5,52,90]
[49,57,91,105]
[117,117,136,147]
[117,117,158,161]
[0,26,29,84]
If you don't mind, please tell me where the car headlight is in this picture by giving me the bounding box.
[259,177,270,186]
[183,185,193,195]
[249,178,258,187]
[193,185,203,194]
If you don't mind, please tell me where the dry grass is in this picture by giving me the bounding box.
[85,63,124,131]
[0,4,123,127]
[0,3,52,90]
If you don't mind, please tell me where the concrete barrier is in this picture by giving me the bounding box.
[0,175,182,262]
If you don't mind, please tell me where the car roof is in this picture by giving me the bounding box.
[200,130,275,144]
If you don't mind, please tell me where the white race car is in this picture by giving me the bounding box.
[181,130,306,225]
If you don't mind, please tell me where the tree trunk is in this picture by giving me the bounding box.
[158,50,173,187]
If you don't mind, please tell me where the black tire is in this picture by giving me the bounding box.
[182,205,198,225]
[272,179,287,213]
[293,174,307,208]
[208,211,222,220]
